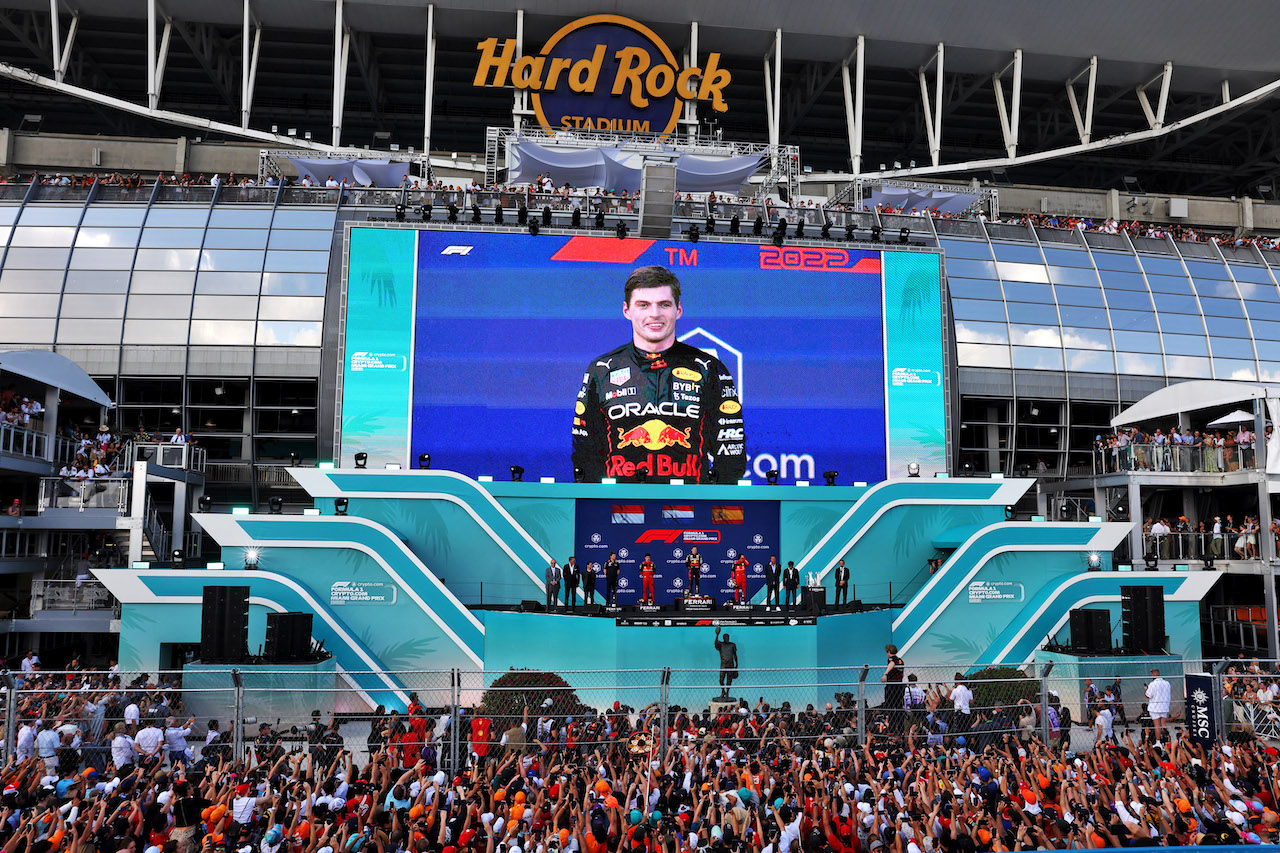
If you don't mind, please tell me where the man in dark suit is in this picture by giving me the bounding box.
[763,555,781,611]
[782,561,800,609]
[582,560,598,605]
[833,559,850,606]
[545,560,561,610]
[604,552,620,606]
[563,556,580,610]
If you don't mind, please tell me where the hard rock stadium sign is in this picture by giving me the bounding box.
[473,14,731,136]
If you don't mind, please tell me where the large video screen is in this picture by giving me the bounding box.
[341,228,946,484]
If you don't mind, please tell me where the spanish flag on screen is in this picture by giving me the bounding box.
[712,506,744,524]
[611,505,644,524]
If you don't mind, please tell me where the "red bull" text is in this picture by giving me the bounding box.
[606,453,701,480]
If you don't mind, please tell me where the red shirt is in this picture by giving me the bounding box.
[641,561,655,576]
[471,716,492,757]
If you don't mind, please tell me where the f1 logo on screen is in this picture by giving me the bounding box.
[473,15,731,135]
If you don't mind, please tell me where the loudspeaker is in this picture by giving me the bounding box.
[520,600,543,613]
[200,586,249,663]
[264,612,313,662]
[579,604,604,616]
[1121,585,1166,652]
[1069,609,1111,652]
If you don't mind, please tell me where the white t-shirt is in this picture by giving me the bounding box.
[1094,709,1114,739]
[112,733,136,767]
[1146,678,1172,717]
[124,703,140,724]
[135,726,164,756]
[950,684,973,714]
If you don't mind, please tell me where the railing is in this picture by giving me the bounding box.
[1208,605,1268,652]
[216,183,278,204]
[29,183,93,202]
[278,186,335,205]
[37,477,129,513]
[0,422,48,460]
[1093,442,1259,474]
[154,185,216,204]
[204,461,252,483]
[94,183,152,203]
[30,579,115,612]
[133,441,206,473]
[0,529,40,559]
[53,435,80,465]
[0,183,28,201]
[1140,531,1222,561]
[257,465,304,487]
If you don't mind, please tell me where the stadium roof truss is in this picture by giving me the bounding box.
[1,1,1279,195]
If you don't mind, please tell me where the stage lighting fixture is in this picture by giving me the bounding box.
[198,495,213,512]
[573,466,585,483]
[244,548,260,569]
[821,220,832,239]
[771,229,785,247]
[447,203,458,222]
[517,204,528,225]
[571,208,582,228]
[688,224,700,243]
[899,227,910,244]
[765,469,780,486]
[528,221,540,236]
[1004,505,1016,520]
[707,465,720,484]
[418,453,431,469]
[394,204,406,222]
[635,470,648,484]
[907,462,921,478]
[1144,551,1159,570]
[870,225,882,242]
[705,215,715,233]
[823,471,838,486]
[753,215,764,236]
[595,210,605,229]
[172,549,184,567]
[353,452,368,469]
[334,499,348,516]
[1202,553,1215,571]
[269,496,284,514]
[419,204,432,221]
[509,465,525,482]
[795,219,805,239]
[1087,552,1102,570]
[471,204,482,224]
[729,215,740,235]
[845,222,855,241]
[615,221,628,238]
[494,205,504,225]
[542,206,552,226]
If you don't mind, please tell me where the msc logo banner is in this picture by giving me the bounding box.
[473,14,731,135]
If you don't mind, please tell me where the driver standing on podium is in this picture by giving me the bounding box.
[573,266,747,484]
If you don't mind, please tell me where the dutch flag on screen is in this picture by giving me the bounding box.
[662,505,695,520]
[612,505,644,524]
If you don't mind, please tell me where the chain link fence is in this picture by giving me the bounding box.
[2,658,1271,775]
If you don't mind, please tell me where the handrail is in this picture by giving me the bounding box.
[0,422,48,460]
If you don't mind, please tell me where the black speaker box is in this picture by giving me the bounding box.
[1069,609,1111,652]
[579,604,604,616]
[264,612,313,662]
[520,600,543,613]
[1121,585,1166,652]
[200,585,249,663]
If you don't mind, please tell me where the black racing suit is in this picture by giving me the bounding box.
[572,341,746,484]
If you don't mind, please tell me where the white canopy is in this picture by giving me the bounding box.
[0,349,112,406]
[1207,409,1262,428]
[1111,380,1277,429]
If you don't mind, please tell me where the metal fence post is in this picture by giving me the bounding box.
[856,665,870,747]
[2,672,16,761]
[450,668,461,773]
[658,667,671,768]
[1212,658,1230,744]
[231,669,244,763]
[1038,662,1054,743]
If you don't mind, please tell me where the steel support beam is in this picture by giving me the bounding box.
[1065,56,1098,143]
[169,19,239,113]
[781,60,842,140]
[1136,61,1174,129]
[512,9,523,123]
[685,21,698,137]
[331,0,349,147]
[240,0,263,128]
[918,43,944,167]
[840,35,865,175]
[423,3,435,154]
[993,49,1023,158]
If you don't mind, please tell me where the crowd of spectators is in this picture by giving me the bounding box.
[0,387,43,432]
[4,644,1280,853]
[1140,514,1275,562]
[1094,424,1267,475]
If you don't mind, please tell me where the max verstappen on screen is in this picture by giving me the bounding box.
[572,266,746,484]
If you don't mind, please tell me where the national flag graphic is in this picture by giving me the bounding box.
[712,505,744,524]
[611,504,644,524]
[662,504,695,520]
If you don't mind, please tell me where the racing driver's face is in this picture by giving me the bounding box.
[624,284,683,352]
